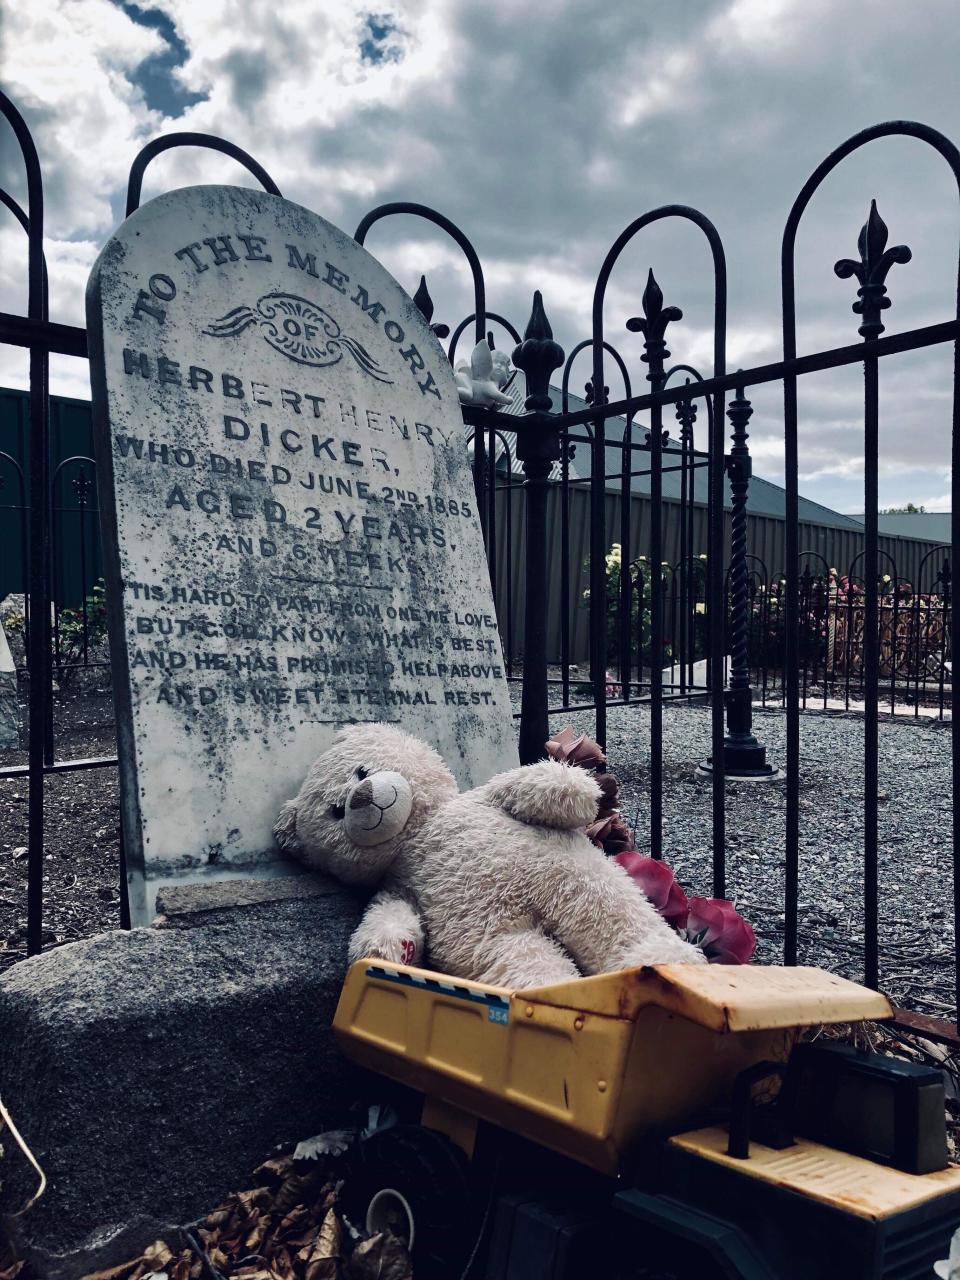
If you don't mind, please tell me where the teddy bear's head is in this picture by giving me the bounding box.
[273,722,458,886]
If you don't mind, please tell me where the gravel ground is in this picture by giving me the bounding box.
[0,681,121,973]
[1,675,955,1021]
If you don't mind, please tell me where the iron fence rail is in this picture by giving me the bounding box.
[3,394,950,667]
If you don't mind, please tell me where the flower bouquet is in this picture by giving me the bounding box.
[546,726,756,964]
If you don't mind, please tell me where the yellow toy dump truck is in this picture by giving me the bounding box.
[334,959,960,1279]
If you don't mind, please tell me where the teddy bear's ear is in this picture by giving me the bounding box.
[273,799,300,853]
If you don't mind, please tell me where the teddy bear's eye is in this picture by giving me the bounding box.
[328,802,346,820]
[356,765,368,780]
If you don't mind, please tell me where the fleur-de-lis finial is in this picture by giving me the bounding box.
[512,291,565,413]
[626,269,683,379]
[584,378,608,407]
[834,200,912,339]
[676,379,697,442]
[413,274,450,340]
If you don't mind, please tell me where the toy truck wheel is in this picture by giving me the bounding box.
[345,1123,473,1277]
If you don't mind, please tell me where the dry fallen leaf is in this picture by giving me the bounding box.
[269,1245,296,1280]
[346,1232,412,1280]
[80,1238,179,1280]
[277,1206,313,1242]
[202,1205,234,1230]
[236,1189,273,1214]
[245,1212,269,1252]
[232,1268,281,1280]
[274,1170,324,1217]
[78,1148,356,1280]
[170,1255,192,1280]
[298,1208,343,1280]
[207,1247,229,1272]
[79,1262,142,1280]
[142,1242,175,1270]
[252,1155,294,1185]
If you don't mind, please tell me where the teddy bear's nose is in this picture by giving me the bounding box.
[349,779,374,810]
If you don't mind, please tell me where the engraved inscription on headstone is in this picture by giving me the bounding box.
[87,185,517,923]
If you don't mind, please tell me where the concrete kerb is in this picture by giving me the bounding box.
[0,875,363,1279]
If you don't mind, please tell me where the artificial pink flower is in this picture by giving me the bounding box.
[615,852,689,930]
[586,813,635,856]
[594,771,620,819]
[545,726,607,769]
[685,896,756,964]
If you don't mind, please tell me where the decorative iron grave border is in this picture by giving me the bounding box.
[0,89,958,1038]
[740,546,953,718]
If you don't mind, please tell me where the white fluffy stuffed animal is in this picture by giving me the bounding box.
[274,723,704,987]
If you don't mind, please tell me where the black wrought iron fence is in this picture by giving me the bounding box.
[2,87,959,1040]
[0,441,110,783]
[742,550,953,717]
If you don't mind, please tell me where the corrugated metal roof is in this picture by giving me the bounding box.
[849,512,952,543]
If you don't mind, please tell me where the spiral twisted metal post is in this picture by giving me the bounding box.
[719,384,776,777]
[677,394,697,694]
[727,391,751,696]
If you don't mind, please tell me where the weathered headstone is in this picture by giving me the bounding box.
[86,186,516,924]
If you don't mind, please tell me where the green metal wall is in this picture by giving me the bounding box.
[0,387,103,608]
[490,488,951,663]
[0,386,948,648]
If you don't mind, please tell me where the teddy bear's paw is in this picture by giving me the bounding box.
[483,759,601,829]
[347,928,423,967]
[348,894,425,967]
[349,934,422,966]
[617,934,709,968]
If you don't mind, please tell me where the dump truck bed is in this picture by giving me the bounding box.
[334,960,891,1175]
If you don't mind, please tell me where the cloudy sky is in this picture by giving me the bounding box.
[2,0,959,514]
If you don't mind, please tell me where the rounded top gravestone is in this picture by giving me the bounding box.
[86,184,517,924]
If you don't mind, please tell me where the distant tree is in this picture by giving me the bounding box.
[880,502,926,514]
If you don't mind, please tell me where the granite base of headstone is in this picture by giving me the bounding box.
[0,876,362,1279]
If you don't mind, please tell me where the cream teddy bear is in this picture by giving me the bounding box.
[274,722,704,987]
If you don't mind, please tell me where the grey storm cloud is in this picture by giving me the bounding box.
[1,0,959,512]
